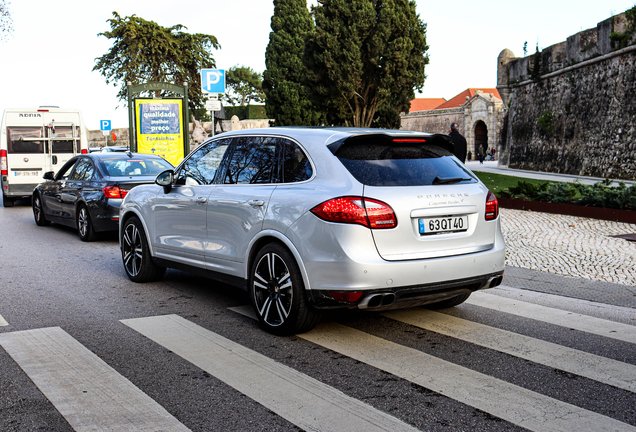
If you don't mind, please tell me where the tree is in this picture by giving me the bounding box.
[93,12,220,118]
[304,0,428,128]
[263,0,320,126]
[0,0,13,42]
[225,65,265,106]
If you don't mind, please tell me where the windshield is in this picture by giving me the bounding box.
[98,157,172,177]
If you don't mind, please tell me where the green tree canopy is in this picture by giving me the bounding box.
[263,0,320,126]
[225,65,265,106]
[93,12,220,117]
[304,0,428,128]
[0,0,13,42]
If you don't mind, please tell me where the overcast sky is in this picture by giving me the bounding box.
[1,0,635,129]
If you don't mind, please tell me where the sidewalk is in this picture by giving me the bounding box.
[466,160,635,187]
[466,160,636,309]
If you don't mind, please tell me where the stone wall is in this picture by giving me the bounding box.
[497,9,636,180]
[401,108,463,135]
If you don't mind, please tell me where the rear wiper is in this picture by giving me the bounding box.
[432,176,471,185]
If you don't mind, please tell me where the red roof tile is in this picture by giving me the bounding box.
[408,98,447,112]
[435,88,501,110]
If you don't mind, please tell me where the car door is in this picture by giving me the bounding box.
[152,138,232,268]
[204,136,277,278]
[59,157,94,220]
[40,158,78,220]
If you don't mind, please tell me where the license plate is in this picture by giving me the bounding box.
[14,171,39,177]
[419,215,468,235]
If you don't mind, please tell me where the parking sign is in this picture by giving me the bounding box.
[201,69,226,94]
[100,120,112,131]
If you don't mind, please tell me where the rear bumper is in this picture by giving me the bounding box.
[2,180,37,197]
[309,271,504,310]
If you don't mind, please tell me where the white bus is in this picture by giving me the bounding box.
[1,106,88,207]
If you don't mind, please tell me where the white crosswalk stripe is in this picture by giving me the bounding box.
[467,291,636,344]
[121,314,420,432]
[0,327,189,432]
[381,308,636,393]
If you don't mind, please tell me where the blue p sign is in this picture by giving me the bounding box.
[100,120,112,131]
[201,69,226,94]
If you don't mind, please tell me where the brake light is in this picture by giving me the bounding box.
[485,190,499,221]
[81,149,88,154]
[103,185,128,199]
[329,291,364,302]
[393,138,427,143]
[310,196,397,229]
[1,150,7,176]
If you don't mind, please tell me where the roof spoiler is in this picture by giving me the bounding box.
[327,133,455,155]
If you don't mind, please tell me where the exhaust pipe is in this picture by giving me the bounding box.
[358,293,396,309]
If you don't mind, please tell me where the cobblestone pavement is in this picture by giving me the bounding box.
[500,208,636,287]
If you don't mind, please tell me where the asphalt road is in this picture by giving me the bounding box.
[1,201,635,432]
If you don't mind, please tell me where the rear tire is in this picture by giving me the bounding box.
[250,243,321,335]
[426,292,471,309]
[121,216,165,282]
[77,205,97,242]
[32,193,51,226]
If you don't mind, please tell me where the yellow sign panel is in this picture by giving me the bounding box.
[135,99,184,166]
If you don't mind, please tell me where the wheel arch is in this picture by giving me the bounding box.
[245,230,312,291]
[119,208,156,257]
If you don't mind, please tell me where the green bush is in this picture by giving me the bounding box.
[224,105,267,120]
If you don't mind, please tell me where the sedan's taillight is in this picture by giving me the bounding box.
[310,196,397,229]
[485,190,499,221]
[103,185,128,199]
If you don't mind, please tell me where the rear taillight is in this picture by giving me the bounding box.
[103,185,128,199]
[485,190,499,221]
[81,149,88,154]
[1,150,7,176]
[310,196,397,229]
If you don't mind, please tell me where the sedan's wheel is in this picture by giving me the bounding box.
[250,243,321,335]
[77,205,97,242]
[32,194,51,226]
[121,216,165,282]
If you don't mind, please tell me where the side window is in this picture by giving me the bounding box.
[281,141,312,183]
[224,136,276,184]
[176,138,232,186]
[70,159,95,181]
[55,160,77,181]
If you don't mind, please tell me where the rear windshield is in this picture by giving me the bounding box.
[98,157,172,177]
[7,127,44,154]
[335,142,476,187]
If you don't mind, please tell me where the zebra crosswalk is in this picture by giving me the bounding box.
[0,290,635,432]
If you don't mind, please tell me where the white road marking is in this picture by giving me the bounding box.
[0,327,189,432]
[468,292,636,344]
[121,314,420,432]
[382,308,636,393]
[0,314,7,326]
[300,322,636,432]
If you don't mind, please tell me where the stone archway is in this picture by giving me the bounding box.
[474,120,488,154]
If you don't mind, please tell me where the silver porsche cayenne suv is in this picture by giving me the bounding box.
[119,127,505,335]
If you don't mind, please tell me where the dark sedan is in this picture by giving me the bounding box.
[32,152,173,241]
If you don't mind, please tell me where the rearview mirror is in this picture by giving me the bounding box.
[155,169,174,193]
[43,171,55,180]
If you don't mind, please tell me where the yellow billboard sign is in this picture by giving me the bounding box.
[135,99,184,166]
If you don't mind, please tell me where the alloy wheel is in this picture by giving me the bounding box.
[78,207,90,237]
[122,222,143,278]
[252,252,293,327]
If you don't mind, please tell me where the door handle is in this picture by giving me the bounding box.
[249,200,265,207]
[195,197,207,204]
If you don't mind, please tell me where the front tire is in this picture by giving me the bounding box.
[121,216,165,282]
[77,205,97,241]
[32,193,51,226]
[250,243,321,335]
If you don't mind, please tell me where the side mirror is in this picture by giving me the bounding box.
[155,169,174,193]
[43,171,55,180]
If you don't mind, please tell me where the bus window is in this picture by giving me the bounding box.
[7,127,44,154]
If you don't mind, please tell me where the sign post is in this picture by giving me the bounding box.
[200,69,225,138]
